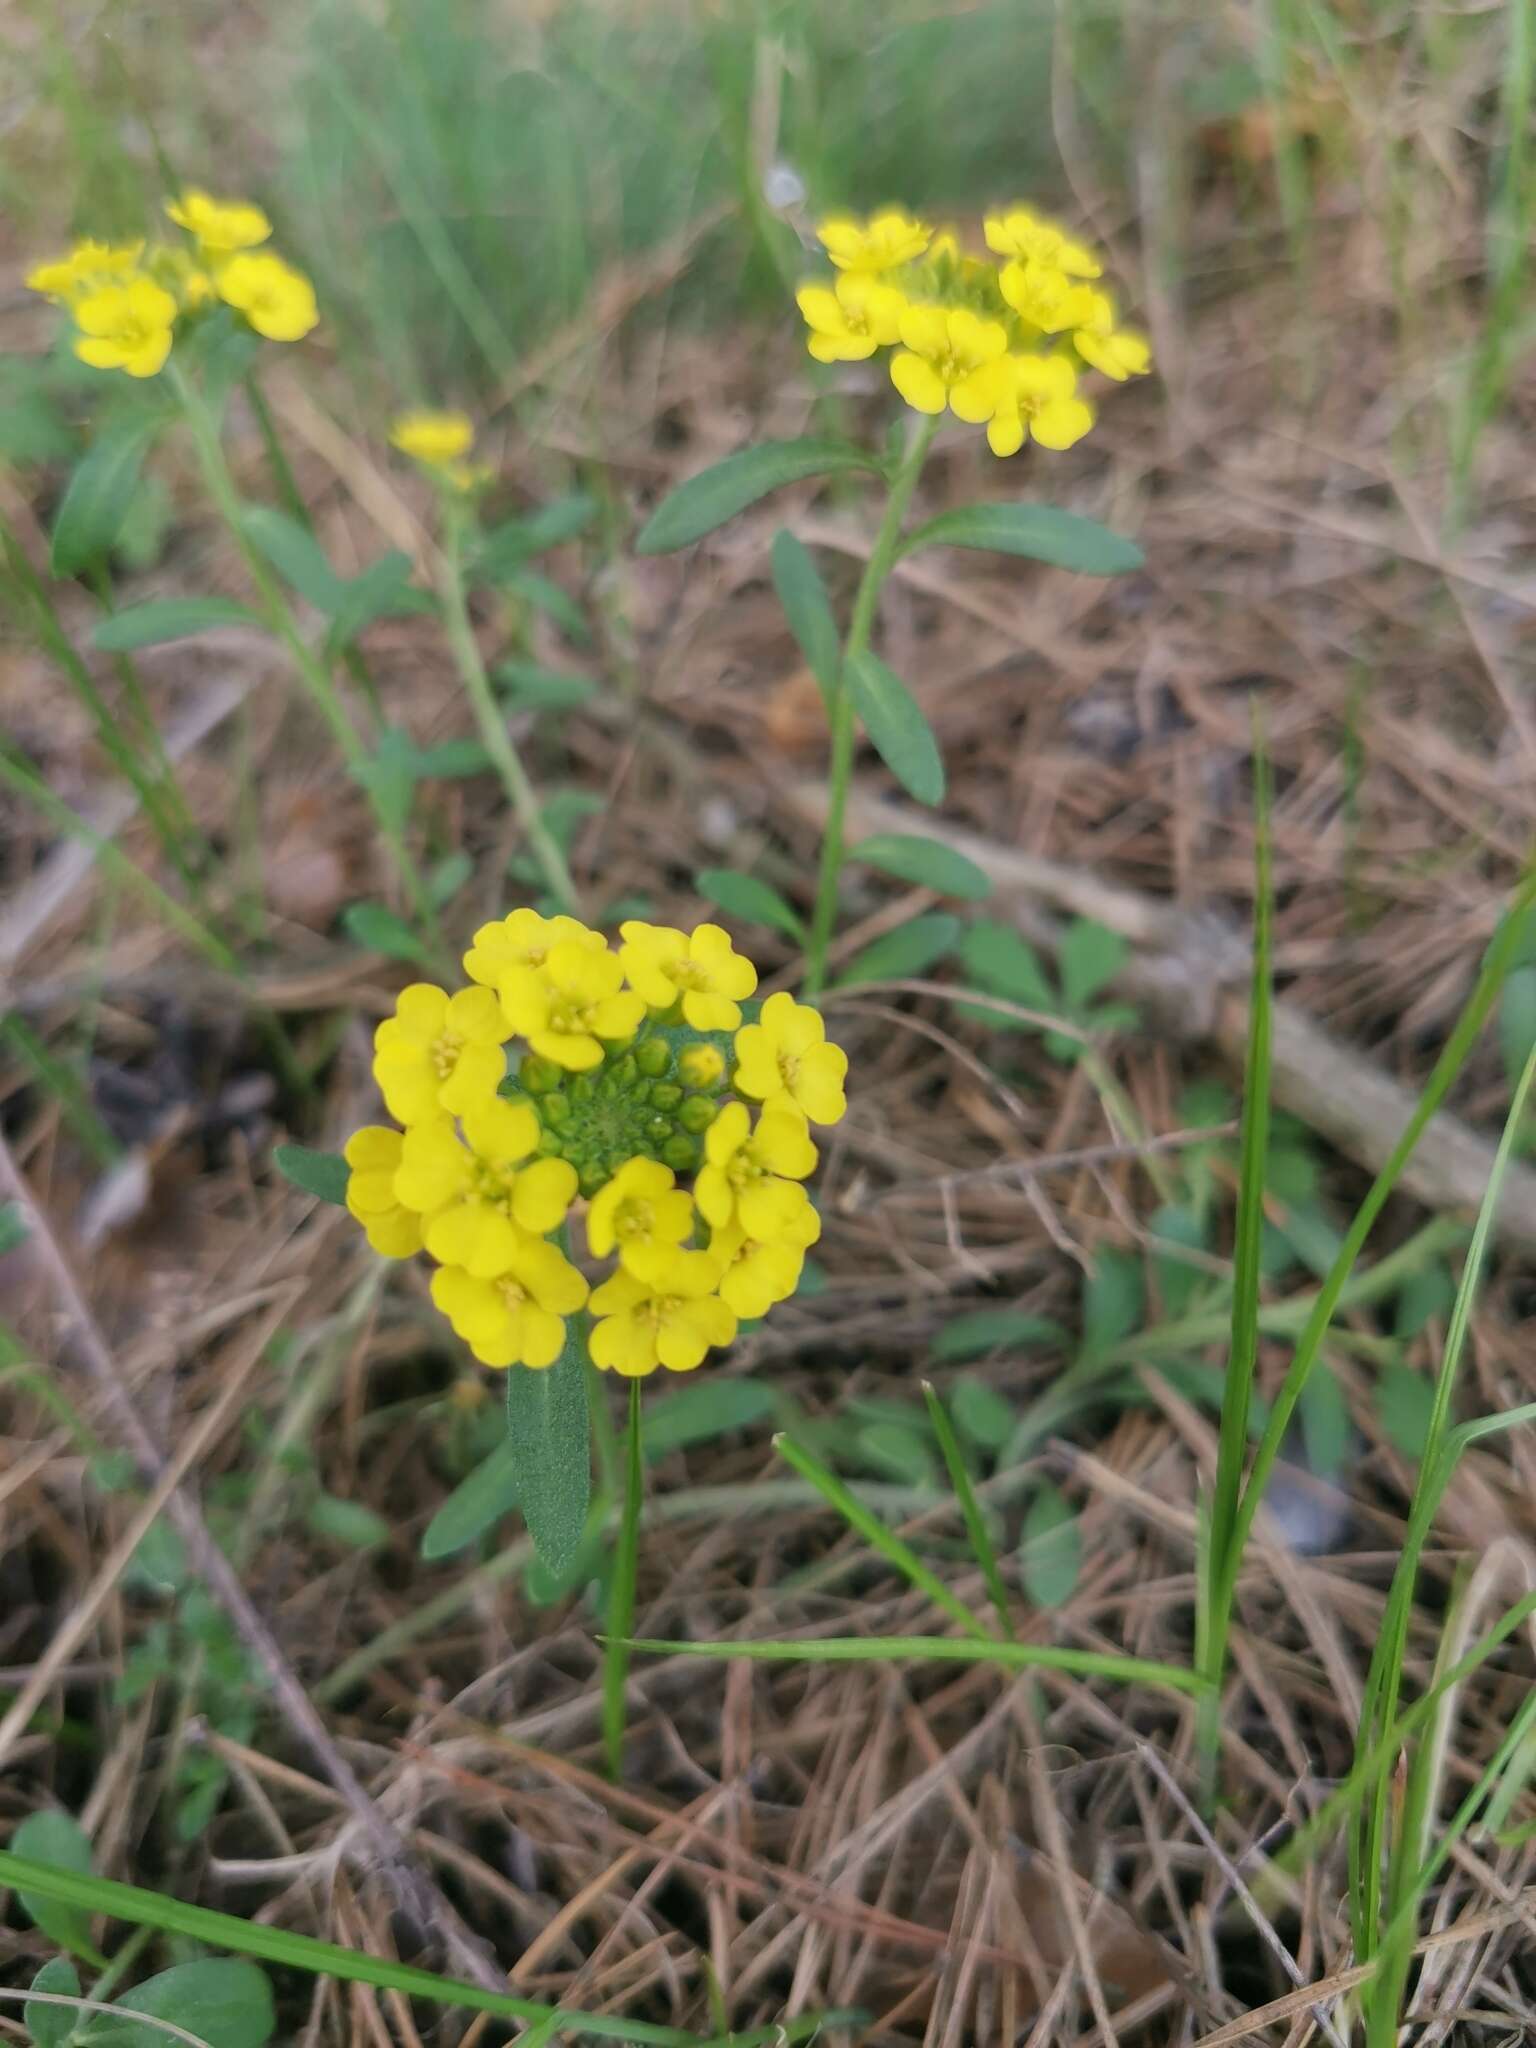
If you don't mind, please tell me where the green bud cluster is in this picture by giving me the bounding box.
[514,1032,726,1198]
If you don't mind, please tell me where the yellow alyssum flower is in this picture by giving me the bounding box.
[732,991,847,1126]
[586,1158,695,1282]
[372,983,512,1124]
[394,1099,578,1275]
[71,278,178,379]
[463,909,603,991]
[166,189,272,254]
[618,921,758,1032]
[888,305,1007,421]
[390,409,475,467]
[796,272,906,363]
[695,1100,817,1238]
[984,207,1101,278]
[430,1239,588,1369]
[678,1043,725,1090]
[589,1252,737,1376]
[1071,289,1152,381]
[343,1127,425,1259]
[214,251,319,341]
[26,239,143,304]
[975,354,1095,456]
[818,208,931,272]
[499,940,645,1072]
[998,258,1097,336]
[710,1190,820,1319]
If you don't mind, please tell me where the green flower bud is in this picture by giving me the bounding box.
[648,1082,683,1112]
[578,1159,609,1198]
[570,1074,596,1104]
[678,1044,725,1090]
[678,1094,718,1135]
[661,1133,698,1173]
[520,1055,563,1095]
[610,1052,639,1088]
[635,1038,671,1079]
[542,1092,571,1127]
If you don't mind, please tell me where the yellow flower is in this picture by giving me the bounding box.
[166,189,272,253]
[343,1126,425,1259]
[678,1043,725,1090]
[586,1158,695,1281]
[499,940,645,1072]
[1071,290,1151,381]
[888,305,1007,420]
[710,1192,820,1319]
[26,239,143,304]
[983,208,1101,278]
[618,921,757,1031]
[71,279,178,379]
[372,983,512,1124]
[589,1252,737,1375]
[390,409,475,468]
[818,208,931,272]
[394,1098,578,1275]
[695,1101,817,1238]
[214,252,319,341]
[463,909,603,990]
[430,1239,587,1369]
[796,273,906,363]
[732,991,847,1126]
[998,258,1097,335]
[973,354,1095,456]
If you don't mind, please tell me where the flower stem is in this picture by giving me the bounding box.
[602,1377,644,1781]
[439,511,580,914]
[802,413,939,998]
[168,363,446,960]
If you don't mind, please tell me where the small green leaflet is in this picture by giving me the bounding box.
[421,1438,520,1560]
[505,1319,591,1576]
[931,1308,1064,1361]
[341,900,437,966]
[26,1957,80,2048]
[494,660,598,709]
[900,502,1144,575]
[839,911,961,985]
[50,411,167,577]
[770,528,840,706]
[10,1809,105,1967]
[1018,1484,1081,1607]
[852,833,991,901]
[636,440,879,553]
[695,868,805,942]
[273,1145,350,1206]
[92,597,260,650]
[241,506,347,612]
[948,1376,1016,1450]
[88,1958,276,2048]
[845,650,945,805]
[306,1494,390,1550]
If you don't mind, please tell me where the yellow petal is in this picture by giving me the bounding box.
[889,352,947,414]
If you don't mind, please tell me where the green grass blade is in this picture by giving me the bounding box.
[619,1633,1203,1694]
[921,1382,1014,1637]
[772,1431,994,1641]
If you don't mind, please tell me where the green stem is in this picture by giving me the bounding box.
[802,414,939,997]
[439,510,579,914]
[168,363,444,957]
[603,1379,644,1781]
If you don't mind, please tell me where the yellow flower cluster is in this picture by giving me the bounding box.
[796,205,1150,455]
[343,913,848,1378]
[389,409,492,494]
[26,187,318,380]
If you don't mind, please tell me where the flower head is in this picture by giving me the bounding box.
[214,252,318,341]
[589,1253,737,1376]
[732,991,847,1125]
[26,239,143,305]
[372,982,512,1124]
[463,909,604,990]
[974,354,1094,456]
[166,189,272,254]
[1070,289,1152,381]
[696,1100,817,1238]
[343,1127,425,1258]
[71,278,178,378]
[500,940,645,1071]
[796,273,906,363]
[586,1157,695,1281]
[391,409,475,466]
[984,208,1101,278]
[395,1098,577,1276]
[818,209,931,272]
[619,921,758,1031]
[998,258,1097,335]
[431,1240,587,1369]
[888,304,1008,420]
[709,1192,820,1319]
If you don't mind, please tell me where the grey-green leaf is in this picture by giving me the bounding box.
[50,413,165,577]
[1059,918,1127,1007]
[242,507,346,613]
[636,440,878,553]
[695,869,806,941]
[494,661,597,710]
[421,1438,520,1560]
[1019,1484,1081,1607]
[1377,1360,1436,1461]
[273,1145,350,1206]
[931,1308,1065,1361]
[901,502,1143,575]
[949,1376,1016,1451]
[306,1494,391,1550]
[10,1810,104,1966]
[845,650,944,805]
[94,1958,275,2048]
[1082,1247,1144,1356]
[341,901,436,967]
[643,1379,777,1458]
[505,1320,591,1576]
[92,598,260,651]
[770,528,840,705]
[839,912,961,986]
[852,833,991,901]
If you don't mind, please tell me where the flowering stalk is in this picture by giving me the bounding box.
[437,503,581,916]
[603,1377,645,1779]
[802,413,939,998]
[167,363,446,959]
